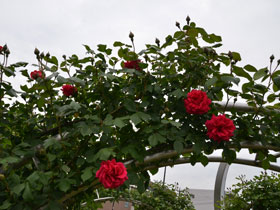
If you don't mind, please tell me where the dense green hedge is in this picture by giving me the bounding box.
[220,172,280,209]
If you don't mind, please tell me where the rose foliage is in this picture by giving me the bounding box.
[1,18,280,209]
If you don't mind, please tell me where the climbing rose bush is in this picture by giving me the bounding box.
[30,70,43,80]
[96,159,128,189]
[124,60,142,71]
[205,114,235,142]
[61,84,77,96]
[1,17,280,209]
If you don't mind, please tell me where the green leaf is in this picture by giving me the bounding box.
[69,77,85,86]
[148,133,166,146]
[62,165,70,173]
[205,76,218,87]
[244,64,257,72]
[222,149,236,164]
[11,183,25,196]
[233,66,252,81]
[170,89,185,98]
[0,156,20,165]
[169,120,181,128]
[124,99,137,112]
[193,143,201,154]
[45,72,59,80]
[267,94,276,103]
[199,155,209,167]
[44,137,60,149]
[47,153,56,162]
[58,179,71,192]
[173,141,184,153]
[81,167,93,182]
[104,114,114,126]
[97,44,107,52]
[242,82,253,93]
[47,56,58,66]
[137,112,151,122]
[23,182,33,201]
[114,118,126,129]
[130,113,142,126]
[221,75,240,85]
[27,171,39,183]
[83,44,94,53]
[188,28,198,38]
[78,122,93,136]
[113,41,124,47]
[272,76,280,89]
[261,159,270,170]
[253,84,267,94]
[91,148,116,162]
[149,168,158,175]
[231,52,241,61]
[3,67,15,76]
[12,61,28,67]
[253,68,268,80]
[173,31,185,39]
[57,75,68,84]
[0,200,11,209]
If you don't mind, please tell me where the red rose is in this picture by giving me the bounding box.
[62,84,77,97]
[0,46,2,51]
[184,90,211,114]
[124,60,142,71]
[96,159,128,189]
[205,114,235,142]
[30,70,44,80]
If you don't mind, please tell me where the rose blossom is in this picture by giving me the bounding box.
[124,60,142,71]
[205,114,235,142]
[96,159,128,189]
[184,90,211,114]
[0,46,2,52]
[30,70,44,80]
[62,84,77,97]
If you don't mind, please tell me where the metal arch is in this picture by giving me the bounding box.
[214,163,230,210]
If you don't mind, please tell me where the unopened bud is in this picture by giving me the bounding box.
[270,54,275,62]
[34,48,40,55]
[2,44,8,52]
[5,48,10,56]
[277,59,280,65]
[203,47,209,54]
[46,52,50,58]
[129,31,134,41]
[175,21,180,28]
[186,16,191,25]
[40,52,45,59]
[155,38,160,46]
[228,51,233,60]
[144,54,149,62]
[62,55,66,60]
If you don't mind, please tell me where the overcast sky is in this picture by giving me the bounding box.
[2,0,280,190]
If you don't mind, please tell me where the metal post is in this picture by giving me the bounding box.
[162,166,167,185]
[214,163,230,210]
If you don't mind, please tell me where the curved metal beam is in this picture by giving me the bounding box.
[128,143,280,169]
[142,156,280,172]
